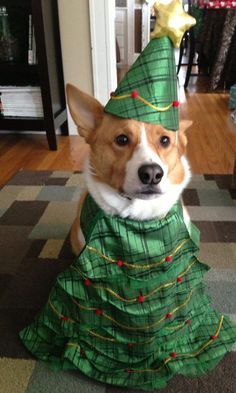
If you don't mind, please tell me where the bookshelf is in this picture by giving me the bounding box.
[0,0,68,150]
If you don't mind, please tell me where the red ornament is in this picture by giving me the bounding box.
[131,90,138,98]
[177,276,183,283]
[84,278,91,286]
[172,100,179,107]
[211,335,217,340]
[60,315,69,321]
[165,255,172,262]
[170,351,177,358]
[167,312,173,319]
[95,308,103,316]
[185,319,191,325]
[117,260,124,267]
[138,294,145,303]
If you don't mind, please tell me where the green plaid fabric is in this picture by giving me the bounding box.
[20,195,236,390]
[104,37,179,131]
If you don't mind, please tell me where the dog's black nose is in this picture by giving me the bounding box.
[138,164,164,185]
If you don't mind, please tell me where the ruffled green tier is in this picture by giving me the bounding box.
[20,197,236,390]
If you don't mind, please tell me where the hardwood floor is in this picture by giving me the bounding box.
[0,80,236,188]
[0,133,89,187]
[181,89,236,174]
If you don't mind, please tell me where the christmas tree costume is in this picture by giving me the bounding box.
[20,1,236,390]
[20,195,236,390]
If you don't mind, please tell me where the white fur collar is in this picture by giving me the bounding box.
[84,158,191,221]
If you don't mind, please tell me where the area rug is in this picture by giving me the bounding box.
[0,170,236,393]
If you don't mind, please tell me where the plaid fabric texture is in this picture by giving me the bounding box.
[104,37,179,131]
[20,195,236,390]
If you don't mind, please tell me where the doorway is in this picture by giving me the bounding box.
[115,0,153,81]
[88,0,154,102]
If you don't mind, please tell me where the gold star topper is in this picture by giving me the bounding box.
[151,0,196,48]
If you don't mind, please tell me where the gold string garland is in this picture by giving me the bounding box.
[86,238,190,270]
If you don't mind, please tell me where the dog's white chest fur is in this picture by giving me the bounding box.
[85,156,191,221]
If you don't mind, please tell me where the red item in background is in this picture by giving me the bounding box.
[198,0,236,8]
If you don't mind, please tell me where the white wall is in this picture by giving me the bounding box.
[58,0,93,135]
[58,0,117,135]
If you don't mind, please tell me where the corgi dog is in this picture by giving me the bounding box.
[66,84,192,256]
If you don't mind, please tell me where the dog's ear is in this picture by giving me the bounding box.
[179,120,193,133]
[177,120,193,155]
[66,84,104,142]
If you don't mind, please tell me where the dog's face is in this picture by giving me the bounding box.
[67,84,192,201]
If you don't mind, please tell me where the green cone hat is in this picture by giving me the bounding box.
[104,0,196,131]
[104,36,179,131]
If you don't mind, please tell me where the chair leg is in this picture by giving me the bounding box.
[184,28,195,89]
[177,39,185,75]
[232,155,236,189]
[46,127,57,150]
[61,120,69,136]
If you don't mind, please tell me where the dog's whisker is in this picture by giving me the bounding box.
[88,164,97,177]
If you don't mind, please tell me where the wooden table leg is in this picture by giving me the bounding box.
[232,156,236,188]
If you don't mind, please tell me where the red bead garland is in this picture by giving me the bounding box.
[172,100,179,107]
[128,342,135,348]
[170,351,177,358]
[60,315,69,321]
[165,255,172,262]
[177,276,183,283]
[84,278,91,286]
[211,335,217,340]
[131,90,138,98]
[117,260,124,267]
[185,319,191,325]
[138,294,145,303]
[95,308,103,316]
[166,312,173,319]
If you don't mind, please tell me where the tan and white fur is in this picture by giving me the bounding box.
[66,84,192,256]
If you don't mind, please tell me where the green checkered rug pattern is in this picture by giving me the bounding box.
[0,171,236,393]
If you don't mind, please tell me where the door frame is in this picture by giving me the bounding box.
[127,0,135,65]
[89,0,152,103]
[142,1,151,51]
[89,0,117,105]
[128,0,151,65]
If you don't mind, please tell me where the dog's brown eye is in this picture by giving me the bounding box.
[116,134,129,146]
[160,136,170,148]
